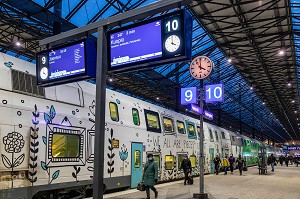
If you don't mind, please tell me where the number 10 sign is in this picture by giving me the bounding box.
[205,84,224,103]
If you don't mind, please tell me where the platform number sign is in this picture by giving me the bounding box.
[205,84,224,103]
[181,87,197,105]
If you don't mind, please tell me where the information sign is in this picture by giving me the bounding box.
[187,104,202,115]
[36,38,97,87]
[181,87,197,105]
[204,110,213,120]
[107,9,192,72]
[205,84,224,103]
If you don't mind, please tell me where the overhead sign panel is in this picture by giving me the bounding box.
[181,87,197,105]
[36,38,96,87]
[107,9,192,72]
[205,84,224,103]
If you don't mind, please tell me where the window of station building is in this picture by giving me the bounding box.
[165,155,174,170]
[190,155,197,168]
[186,122,197,139]
[209,129,214,141]
[52,134,80,158]
[109,102,119,122]
[132,108,140,126]
[163,117,175,134]
[144,109,161,133]
[221,131,225,139]
[177,121,186,134]
[214,131,219,142]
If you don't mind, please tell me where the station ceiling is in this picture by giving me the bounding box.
[0,0,299,142]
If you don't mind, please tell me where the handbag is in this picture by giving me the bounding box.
[137,181,146,191]
[243,166,248,171]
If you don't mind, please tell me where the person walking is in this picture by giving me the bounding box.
[236,154,245,176]
[181,154,192,185]
[285,155,289,167]
[143,154,158,199]
[213,155,221,175]
[279,156,283,166]
[268,153,277,172]
[228,154,236,174]
[221,154,230,175]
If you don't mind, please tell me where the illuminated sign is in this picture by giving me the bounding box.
[187,104,202,115]
[37,38,96,87]
[181,87,197,105]
[205,84,224,103]
[204,110,213,120]
[107,9,192,72]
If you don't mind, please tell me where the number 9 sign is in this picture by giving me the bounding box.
[181,87,197,105]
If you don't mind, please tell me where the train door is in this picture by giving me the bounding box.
[209,148,214,174]
[131,142,143,188]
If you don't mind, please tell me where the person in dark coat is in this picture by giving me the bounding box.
[228,154,236,174]
[285,155,289,167]
[236,154,245,176]
[143,154,158,199]
[268,153,277,172]
[213,155,221,175]
[279,156,283,166]
[181,154,192,185]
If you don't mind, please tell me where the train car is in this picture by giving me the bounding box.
[0,53,269,198]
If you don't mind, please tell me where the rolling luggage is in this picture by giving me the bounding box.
[187,173,193,185]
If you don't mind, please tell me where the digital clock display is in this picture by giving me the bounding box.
[48,42,85,80]
[110,20,162,67]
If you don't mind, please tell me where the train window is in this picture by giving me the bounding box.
[132,108,140,126]
[197,126,201,139]
[190,155,197,168]
[134,150,141,168]
[153,155,161,171]
[165,155,174,170]
[221,131,225,139]
[177,121,186,134]
[214,131,219,142]
[163,117,175,134]
[144,109,161,133]
[52,134,80,158]
[209,129,214,141]
[109,102,119,122]
[186,122,197,139]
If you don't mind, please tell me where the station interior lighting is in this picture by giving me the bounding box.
[109,78,113,82]
[263,102,265,105]
[250,86,253,90]
[279,50,285,55]
[156,97,160,100]
[228,58,232,63]
[292,100,295,103]
[287,82,292,87]
[15,41,21,46]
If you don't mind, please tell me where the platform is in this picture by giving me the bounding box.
[96,166,300,199]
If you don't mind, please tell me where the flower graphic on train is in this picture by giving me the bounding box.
[3,132,25,153]
[119,144,128,161]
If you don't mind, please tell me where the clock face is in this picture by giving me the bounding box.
[189,56,214,80]
[40,67,48,80]
[165,35,181,53]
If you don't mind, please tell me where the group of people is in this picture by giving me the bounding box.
[214,154,246,176]
[278,155,299,167]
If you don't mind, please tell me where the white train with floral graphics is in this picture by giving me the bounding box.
[0,53,280,198]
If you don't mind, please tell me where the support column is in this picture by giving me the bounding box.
[53,1,62,35]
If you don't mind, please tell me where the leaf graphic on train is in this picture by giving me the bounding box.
[32,119,39,125]
[110,153,115,159]
[89,118,95,123]
[111,129,113,137]
[30,148,39,153]
[87,166,94,172]
[29,163,37,168]
[30,134,38,140]
[108,139,112,144]
[29,177,37,183]
[76,167,81,174]
[107,161,115,167]
[31,141,39,147]
[29,171,37,176]
[44,113,51,124]
[72,172,76,179]
[1,154,11,168]
[42,136,47,145]
[41,161,48,170]
[30,156,37,162]
[13,154,25,167]
[49,105,56,119]
[52,170,60,180]
[108,146,113,151]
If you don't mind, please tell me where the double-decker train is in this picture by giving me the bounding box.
[0,53,281,198]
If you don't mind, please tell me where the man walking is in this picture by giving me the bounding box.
[228,154,236,174]
[268,153,277,172]
[214,155,221,175]
[181,154,192,185]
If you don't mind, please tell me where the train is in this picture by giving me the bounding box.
[0,52,281,198]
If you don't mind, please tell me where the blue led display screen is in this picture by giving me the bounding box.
[48,41,85,80]
[110,20,162,67]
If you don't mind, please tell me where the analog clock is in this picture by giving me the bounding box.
[40,67,48,80]
[189,56,214,80]
[165,35,181,53]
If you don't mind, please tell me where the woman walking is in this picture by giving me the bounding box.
[143,154,158,199]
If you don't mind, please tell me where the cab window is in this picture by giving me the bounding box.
[163,117,175,134]
[165,155,174,170]
[132,108,140,126]
[144,109,161,133]
[177,121,186,134]
[109,102,119,122]
[186,122,196,139]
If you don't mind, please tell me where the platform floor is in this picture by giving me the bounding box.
[98,165,300,199]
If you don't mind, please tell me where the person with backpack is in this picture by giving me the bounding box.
[267,153,277,172]
[221,154,230,175]
[181,154,192,185]
[143,154,158,199]
[228,154,236,174]
[214,155,221,175]
[236,154,245,176]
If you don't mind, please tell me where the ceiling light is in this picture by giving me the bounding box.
[287,82,292,87]
[228,58,232,63]
[250,87,253,90]
[279,50,285,55]
[108,78,113,82]
[295,111,297,113]
[15,41,21,46]
[271,112,273,114]
[156,97,159,100]
[263,102,265,105]
[292,100,295,103]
